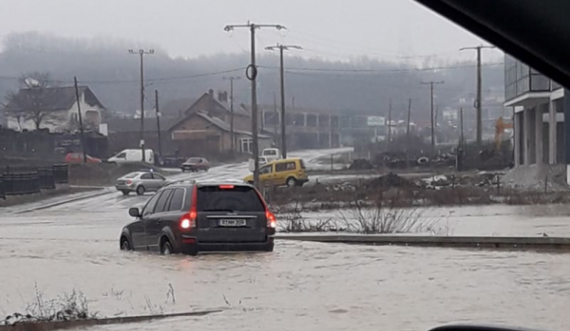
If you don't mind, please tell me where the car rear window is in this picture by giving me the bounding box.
[196,186,265,212]
[124,172,138,178]
[299,159,306,169]
[187,158,200,163]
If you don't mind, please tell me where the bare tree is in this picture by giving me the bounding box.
[5,72,58,130]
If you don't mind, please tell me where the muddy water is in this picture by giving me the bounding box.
[1,182,570,330]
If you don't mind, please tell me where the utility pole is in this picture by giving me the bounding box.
[406,98,412,169]
[273,92,278,138]
[459,107,465,149]
[155,90,162,158]
[460,45,496,148]
[129,49,154,162]
[265,44,302,159]
[224,22,285,188]
[406,98,412,137]
[73,77,87,164]
[223,76,241,153]
[421,81,444,153]
[387,98,392,145]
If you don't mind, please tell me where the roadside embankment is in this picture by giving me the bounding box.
[276,234,570,251]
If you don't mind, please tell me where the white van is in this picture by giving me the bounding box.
[108,149,155,164]
[261,148,280,162]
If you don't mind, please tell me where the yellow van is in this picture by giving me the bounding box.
[244,158,309,187]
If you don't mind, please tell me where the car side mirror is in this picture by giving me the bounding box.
[129,207,141,218]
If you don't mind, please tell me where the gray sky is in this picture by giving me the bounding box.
[0,0,503,63]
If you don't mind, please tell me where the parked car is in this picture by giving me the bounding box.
[64,152,102,164]
[243,157,309,187]
[119,181,276,255]
[181,157,210,172]
[115,171,169,195]
[108,149,155,164]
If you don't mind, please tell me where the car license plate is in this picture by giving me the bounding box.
[218,219,246,227]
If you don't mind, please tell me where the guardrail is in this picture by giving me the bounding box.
[0,164,68,199]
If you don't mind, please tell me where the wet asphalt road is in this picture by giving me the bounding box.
[1,148,570,331]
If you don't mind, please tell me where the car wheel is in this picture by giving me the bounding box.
[286,177,297,187]
[204,168,209,172]
[136,186,145,196]
[120,237,132,251]
[161,240,173,255]
[181,169,185,173]
[264,242,274,252]
[121,190,130,196]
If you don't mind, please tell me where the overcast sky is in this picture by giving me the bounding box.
[0,0,503,63]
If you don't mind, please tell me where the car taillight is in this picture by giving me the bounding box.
[266,211,277,228]
[126,180,133,185]
[181,185,198,229]
[254,188,276,228]
[219,185,234,189]
[180,213,196,229]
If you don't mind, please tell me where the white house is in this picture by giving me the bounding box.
[3,85,106,132]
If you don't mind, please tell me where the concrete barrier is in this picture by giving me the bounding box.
[275,234,570,251]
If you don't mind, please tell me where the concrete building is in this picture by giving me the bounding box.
[504,55,564,167]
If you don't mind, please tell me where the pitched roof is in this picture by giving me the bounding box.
[4,86,106,112]
[187,92,250,117]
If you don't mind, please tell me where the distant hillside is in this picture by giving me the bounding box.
[0,31,504,122]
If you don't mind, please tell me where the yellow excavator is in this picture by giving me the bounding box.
[495,117,513,150]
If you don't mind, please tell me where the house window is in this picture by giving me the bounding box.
[240,138,253,153]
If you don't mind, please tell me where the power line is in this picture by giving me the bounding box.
[270,69,502,92]
[0,67,247,85]
[258,62,503,74]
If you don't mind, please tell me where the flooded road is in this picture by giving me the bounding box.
[1,149,570,331]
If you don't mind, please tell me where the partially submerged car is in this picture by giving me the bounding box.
[120,181,276,255]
